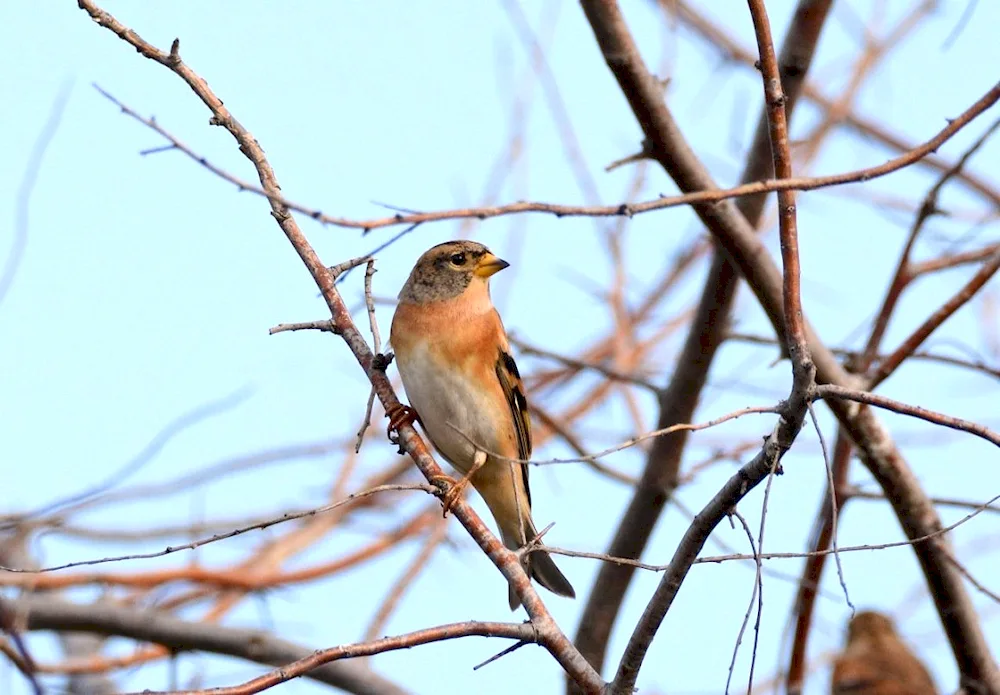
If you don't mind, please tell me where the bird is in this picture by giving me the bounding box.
[831,610,937,695]
[388,240,575,610]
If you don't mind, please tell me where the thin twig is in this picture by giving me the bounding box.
[127,621,539,695]
[0,483,433,574]
[813,384,1000,448]
[808,404,852,612]
[355,259,382,453]
[1,81,72,307]
[447,404,781,468]
[727,331,1000,381]
[362,518,449,642]
[723,509,761,695]
[88,82,1000,234]
[869,248,1000,387]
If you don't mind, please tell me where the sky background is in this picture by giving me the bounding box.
[2,1,1000,694]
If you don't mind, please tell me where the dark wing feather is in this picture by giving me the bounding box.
[495,348,532,506]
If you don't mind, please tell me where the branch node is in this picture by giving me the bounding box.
[605,139,654,172]
[372,352,394,372]
[167,38,180,65]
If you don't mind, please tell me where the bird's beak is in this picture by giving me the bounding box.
[474,253,510,278]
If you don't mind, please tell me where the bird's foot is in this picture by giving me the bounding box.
[437,473,474,518]
[385,403,420,444]
[435,451,487,518]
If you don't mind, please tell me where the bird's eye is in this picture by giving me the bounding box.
[450,252,467,266]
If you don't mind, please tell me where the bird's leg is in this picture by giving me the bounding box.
[385,403,420,443]
[438,449,487,518]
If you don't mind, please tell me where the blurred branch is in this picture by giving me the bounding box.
[869,248,1000,388]
[1,509,436,591]
[911,242,1000,278]
[668,0,1000,209]
[363,518,449,643]
[728,331,1000,381]
[4,387,253,527]
[580,0,1000,691]
[513,337,662,393]
[574,0,834,681]
[860,115,1000,378]
[0,637,38,691]
[1,81,72,308]
[793,1,936,170]
[7,594,410,695]
[0,483,431,575]
[501,0,602,205]
[0,597,41,695]
[14,437,348,523]
[850,489,1000,516]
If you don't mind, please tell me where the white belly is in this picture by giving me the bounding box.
[395,342,501,474]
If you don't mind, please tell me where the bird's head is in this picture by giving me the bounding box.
[399,240,509,303]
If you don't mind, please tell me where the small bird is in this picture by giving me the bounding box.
[389,240,575,610]
[831,610,937,695]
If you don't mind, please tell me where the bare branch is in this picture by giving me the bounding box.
[8,594,409,695]
[574,0,835,682]
[1,81,72,308]
[87,78,999,235]
[579,0,1000,690]
[0,483,433,575]
[869,248,1000,387]
[813,384,1000,448]
[130,621,538,695]
[76,2,604,690]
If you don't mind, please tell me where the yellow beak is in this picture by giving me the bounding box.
[474,253,510,278]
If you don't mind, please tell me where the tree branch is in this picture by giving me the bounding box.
[75,1,604,692]
[579,0,1000,691]
[6,594,410,695]
[572,0,833,681]
[129,621,537,695]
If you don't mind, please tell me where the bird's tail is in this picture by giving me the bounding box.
[503,520,575,611]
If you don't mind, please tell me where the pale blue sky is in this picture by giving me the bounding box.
[2,2,999,694]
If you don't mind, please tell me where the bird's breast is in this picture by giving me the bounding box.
[393,339,508,474]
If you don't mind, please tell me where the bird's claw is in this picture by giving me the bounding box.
[437,475,472,518]
[385,403,420,445]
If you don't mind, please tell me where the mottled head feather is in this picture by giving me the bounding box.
[398,240,501,303]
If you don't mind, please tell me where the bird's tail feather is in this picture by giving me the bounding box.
[503,521,575,610]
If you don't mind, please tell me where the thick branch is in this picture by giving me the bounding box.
[6,595,409,695]
[610,401,809,694]
[572,0,832,681]
[579,0,1000,691]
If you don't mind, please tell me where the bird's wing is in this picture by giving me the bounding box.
[494,340,532,507]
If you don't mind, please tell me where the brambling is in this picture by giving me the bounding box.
[831,611,937,695]
[388,240,575,610]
